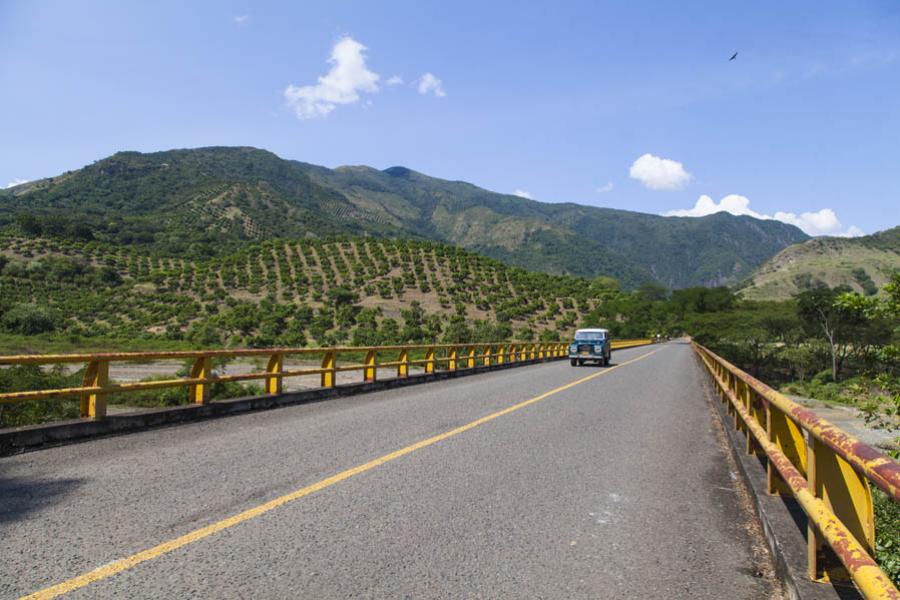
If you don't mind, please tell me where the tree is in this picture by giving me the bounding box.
[1,303,60,335]
[796,287,864,380]
[635,283,668,302]
[326,286,359,307]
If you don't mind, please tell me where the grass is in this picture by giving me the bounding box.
[782,372,900,431]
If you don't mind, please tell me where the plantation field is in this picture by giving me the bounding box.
[0,235,608,353]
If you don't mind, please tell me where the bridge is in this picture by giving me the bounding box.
[1,341,898,599]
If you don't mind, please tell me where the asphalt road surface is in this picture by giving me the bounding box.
[0,342,781,599]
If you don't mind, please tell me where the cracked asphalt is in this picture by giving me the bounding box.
[0,342,781,599]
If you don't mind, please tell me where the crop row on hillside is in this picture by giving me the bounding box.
[0,235,612,352]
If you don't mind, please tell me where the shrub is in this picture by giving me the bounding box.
[2,303,61,335]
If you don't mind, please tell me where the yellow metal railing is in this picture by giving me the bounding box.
[0,339,656,422]
[608,338,654,350]
[0,342,562,419]
[693,343,900,600]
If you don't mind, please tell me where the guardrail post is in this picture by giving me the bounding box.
[807,438,875,582]
[731,374,741,431]
[529,344,536,360]
[509,344,517,363]
[321,351,336,388]
[538,344,545,360]
[189,356,213,405]
[397,349,409,378]
[767,403,806,496]
[425,347,435,374]
[746,387,764,457]
[482,345,492,366]
[364,350,377,382]
[466,346,476,368]
[81,359,109,419]
[497,345,505,364]
[448,347,458,371]
[266,353,283,394]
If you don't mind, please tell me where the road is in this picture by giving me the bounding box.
[0,342,781,599]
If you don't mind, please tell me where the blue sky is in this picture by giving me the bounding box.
[2,1,899,236]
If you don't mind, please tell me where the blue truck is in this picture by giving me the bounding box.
[568,328,611,366]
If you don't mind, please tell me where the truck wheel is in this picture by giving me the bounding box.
[604,355,610,366]
[578,359,585,366]
[570,359,577,367]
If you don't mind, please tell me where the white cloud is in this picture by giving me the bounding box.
[663,194,864,237]
[512,189,533,199]
[629,153,692,190]
[233,14,249,24]
[386,75,403,86]
[596,182,614,193]
[4,178,28,189]
[284,37,380,119]
[417,72,446,97]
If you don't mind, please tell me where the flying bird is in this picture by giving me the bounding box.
[729,52,738,61]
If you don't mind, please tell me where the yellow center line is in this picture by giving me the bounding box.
[22,346,663,600]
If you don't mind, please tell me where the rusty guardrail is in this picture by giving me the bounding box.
[693,342,900,599]
[0,339,653,422]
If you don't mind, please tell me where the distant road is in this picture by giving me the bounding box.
[0,343,780,599]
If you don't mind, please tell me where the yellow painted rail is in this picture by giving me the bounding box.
[0,339,653,421]
[693,343,900,600]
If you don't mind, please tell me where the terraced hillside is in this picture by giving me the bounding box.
[0,235,613,352]
[738,226,900,300]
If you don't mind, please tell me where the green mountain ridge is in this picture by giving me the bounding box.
[738,226,900,300]
[0,146,809,289]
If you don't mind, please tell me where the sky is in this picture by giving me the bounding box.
[2,0,899,237]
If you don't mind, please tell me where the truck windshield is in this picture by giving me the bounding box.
[575,332,605,341]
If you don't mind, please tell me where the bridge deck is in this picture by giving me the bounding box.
[0,342,780,599]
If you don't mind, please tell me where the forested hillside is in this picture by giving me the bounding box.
[0,146,809,289]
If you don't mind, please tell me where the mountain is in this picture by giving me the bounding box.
[737,227,900,300]
[0,146,809,288]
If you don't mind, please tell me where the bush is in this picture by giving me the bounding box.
[2,303,61,335]
[874,488,900,587]
[0,365,82,428]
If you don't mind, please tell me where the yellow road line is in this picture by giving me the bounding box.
[22,346,663,600]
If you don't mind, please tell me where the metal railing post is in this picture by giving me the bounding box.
[321,351,336,388]
[397,349,409,378]
[808,437,875,582]
[266,353,283,394]
[81,359,109,419]
[189,355,213,405]
[425,347,435,374]
[364,350,377,382]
